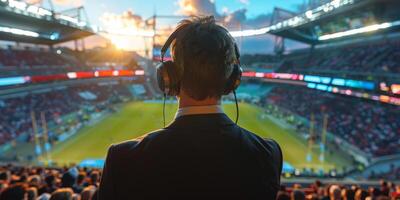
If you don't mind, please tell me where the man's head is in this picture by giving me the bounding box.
[160,16,239,101]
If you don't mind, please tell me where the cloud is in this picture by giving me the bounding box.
[25,0,42,4]
[223,9,247,28]
[238,0,250,5]
[100,10,144,29]
[53,0,83,6]
[177,0,217,16]
[175,0,276,54]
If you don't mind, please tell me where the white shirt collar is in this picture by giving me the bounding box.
[175,105,223,118]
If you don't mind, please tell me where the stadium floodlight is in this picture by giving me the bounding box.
[0,26,39,37]
[229,27,270,37]
[57,15,79,24]
[67,72,78,79]
[26,5,52,16]
[318,20,400,40]
[7,0,26,10]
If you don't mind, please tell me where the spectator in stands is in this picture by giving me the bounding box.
[49,188,74,200]
[27,187,38,200]
[330,185,342,200]
[98,16,282,199]
[277,191,291,200]
[0,183,28,200]
[80,186,96,200]
[342,188,355,200]
[39,174,57,195]
[355,189,369,200]
[291,190,306,200]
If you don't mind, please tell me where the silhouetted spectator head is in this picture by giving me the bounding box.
[80,186,96,200]
[49,188,73,200]
[76,172,86,185]
[276,191,290,200]
[45,175,56,187]
[27,187,38,200]
[0,183,28,200]
[0,171,10,183]
[89,171,99,186]
[330,185,341,200]
[61,171,76,188]
[342,188,355,200]
[291,190,305,200]
[355,189,368,200]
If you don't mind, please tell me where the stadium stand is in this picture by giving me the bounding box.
[265,86,400,157]
[0,47,85,77]
[279,39,400,75]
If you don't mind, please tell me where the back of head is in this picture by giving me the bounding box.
[0,183,28,200]
[45,175,55,186]
[342,188,355,200]
[0,171,10,183]
[49,188,73,200]
[171,16,238,100]
[89,171,99,185]
[330,185,341,200]
[276,191,290,200]
[291,190,306,200]
[27,187,38,200]
[355,189,368,200]
[80,186,96,200]
[61,172,76,188]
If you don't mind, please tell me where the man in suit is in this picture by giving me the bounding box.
[98,16,283,199]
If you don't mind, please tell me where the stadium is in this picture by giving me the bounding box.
[0,0,399,199]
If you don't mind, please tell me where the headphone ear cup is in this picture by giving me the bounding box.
[156,61,181,96]
[156,62,167,94]
[223,64,242,95]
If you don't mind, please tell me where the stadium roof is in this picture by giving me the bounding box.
[231,0,400,45]
[0,0,95,45]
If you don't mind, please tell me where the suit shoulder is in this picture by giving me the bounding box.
[110,129,167,152]
[238,127,282,156]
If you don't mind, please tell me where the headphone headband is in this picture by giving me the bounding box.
[161,24,191,61]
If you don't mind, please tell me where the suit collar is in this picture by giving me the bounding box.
[167,113,235,129]
[174,105,223,118]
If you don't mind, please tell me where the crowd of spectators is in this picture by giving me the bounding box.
[280,39,400,74]
[0,83,131,147]
[0,165,399,200]
[0,165,100,200]
[0,48,84,75]
[277,180,400,200]
[266,86,400,157]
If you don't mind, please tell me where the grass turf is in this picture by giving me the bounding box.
[46,101,352,171]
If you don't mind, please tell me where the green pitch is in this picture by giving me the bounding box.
[47,101,352,172]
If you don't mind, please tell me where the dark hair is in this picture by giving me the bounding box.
[0,183,28,200]
[291,190,306,200]
[276,191,290,200]
[172,16,238,100]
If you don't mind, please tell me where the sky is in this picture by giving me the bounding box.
[52,0,305,24]
[46,0,309,54]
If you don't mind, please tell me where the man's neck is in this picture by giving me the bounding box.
[178,92,221,108]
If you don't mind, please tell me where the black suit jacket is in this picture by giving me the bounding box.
[98,113,283,199]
